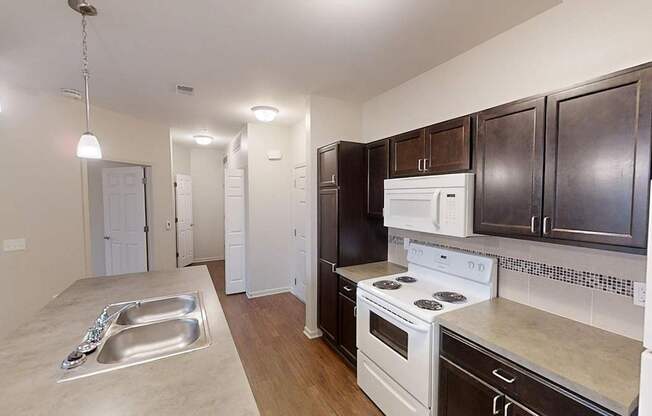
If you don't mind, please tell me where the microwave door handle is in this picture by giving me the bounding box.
[432,190,441,227]
[359,296,430,333]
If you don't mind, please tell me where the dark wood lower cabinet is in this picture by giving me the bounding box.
[317,259,338,345]
[338,293,357,364]
[439,329,618,416]
[438,358,503,416]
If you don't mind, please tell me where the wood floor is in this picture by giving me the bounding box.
[194,261,382,416]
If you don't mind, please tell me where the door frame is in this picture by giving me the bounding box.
[81,158,153,277]
[291,163,307,302]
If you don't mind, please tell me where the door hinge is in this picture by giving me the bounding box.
[176,252,179,258]
[175,217,178,223]
[294,278,297,285]
[174,182,178,187]
[144,225,149,233]
[141,177,146,185]
[294,228,297,236]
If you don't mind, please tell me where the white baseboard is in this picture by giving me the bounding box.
[303,326,323,339]
[192,256,224,263]
[246,286,290,299]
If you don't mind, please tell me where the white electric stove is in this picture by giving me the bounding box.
[356,242,497,416]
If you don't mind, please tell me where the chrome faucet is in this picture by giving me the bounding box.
[77,301,141,353]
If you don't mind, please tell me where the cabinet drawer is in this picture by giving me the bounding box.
[440,329,614,416]
[338,276,357,300]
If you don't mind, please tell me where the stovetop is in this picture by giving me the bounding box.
[358,272,489,323]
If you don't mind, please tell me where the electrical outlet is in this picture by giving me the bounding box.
[3,238,26,252]
[634,282,646,307]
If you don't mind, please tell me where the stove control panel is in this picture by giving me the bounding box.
[407,243,495,284]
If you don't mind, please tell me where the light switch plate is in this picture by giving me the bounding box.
[3,238,26,252]
[634,282,646,307]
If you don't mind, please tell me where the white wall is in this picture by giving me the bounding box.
[361,0,652,339]
[245,123,294,297]
[172,143,191,176]
[190,148,225,262]
[362,0,652,140]
[290,115,307,167]
[87,160,139,276]
[304,95,363,337]
[0,86,176,338]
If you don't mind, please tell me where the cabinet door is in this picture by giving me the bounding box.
[338,293,357,364]
[318,259,339,345]
[318,188,338,264]
[318,143,338,187]
[390,129,426,177]
[504,400,534,416]
[425,116,471,174]
[438,358,504,416]
[543,69,652,248]
[366,139,389,217]
[475,98,546,237]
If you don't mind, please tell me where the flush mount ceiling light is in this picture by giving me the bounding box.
[251,106,279,122]
[70,0,102,159]
[194,134,214,146]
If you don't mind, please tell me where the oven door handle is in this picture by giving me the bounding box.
[359,296,431,333]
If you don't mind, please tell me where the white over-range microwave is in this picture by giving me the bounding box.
[383,173,474,237]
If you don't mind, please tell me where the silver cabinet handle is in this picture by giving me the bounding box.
[530,216,537,233]
[492,395,502,415]
[543,216,551,235]
[492,369,516,384]
[504,402,512,415]
[417,159,422,172]
[423,158,429,171]
[331,174,336,183]
[322,259,336,273]
[353,306,357,317]
[343,286,353,292]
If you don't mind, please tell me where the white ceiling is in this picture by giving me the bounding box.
[0,0,560,147]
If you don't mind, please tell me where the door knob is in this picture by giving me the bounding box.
[103,236,110,240]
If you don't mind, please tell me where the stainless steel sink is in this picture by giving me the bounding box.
[97,318,201,364]
[59,292,210,382]
[115,294,197,325]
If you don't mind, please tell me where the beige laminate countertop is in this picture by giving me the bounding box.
[0,266,259,416]
[439,298,643,416]
[336,261,407,284]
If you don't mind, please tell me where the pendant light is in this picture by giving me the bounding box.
[70,0,102,159]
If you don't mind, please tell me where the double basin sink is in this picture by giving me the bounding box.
[59,292,211,382]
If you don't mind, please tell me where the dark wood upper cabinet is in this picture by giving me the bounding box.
[475,97,546,237]
[318,143,338,187]
[543,68,652,248]
[365,139,389,217]
[425,115,472,174]
[390,129,426,177]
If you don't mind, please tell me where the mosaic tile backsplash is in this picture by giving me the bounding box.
[389,235,635,297]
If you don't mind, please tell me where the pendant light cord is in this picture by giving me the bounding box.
[82,14,91,132]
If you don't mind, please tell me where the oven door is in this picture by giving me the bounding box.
[356,291,432,406]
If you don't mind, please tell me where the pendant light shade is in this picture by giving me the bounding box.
[77,132,102,159]
[71,1,102,159]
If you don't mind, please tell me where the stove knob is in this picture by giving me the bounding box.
[478,263,485,272]
[468,261,475,270]
[418,249,423,256]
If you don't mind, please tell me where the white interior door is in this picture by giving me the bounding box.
[176,174,194,267]
[102,167,148,276]
[291,165,307,302]
[224,169,246,294]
